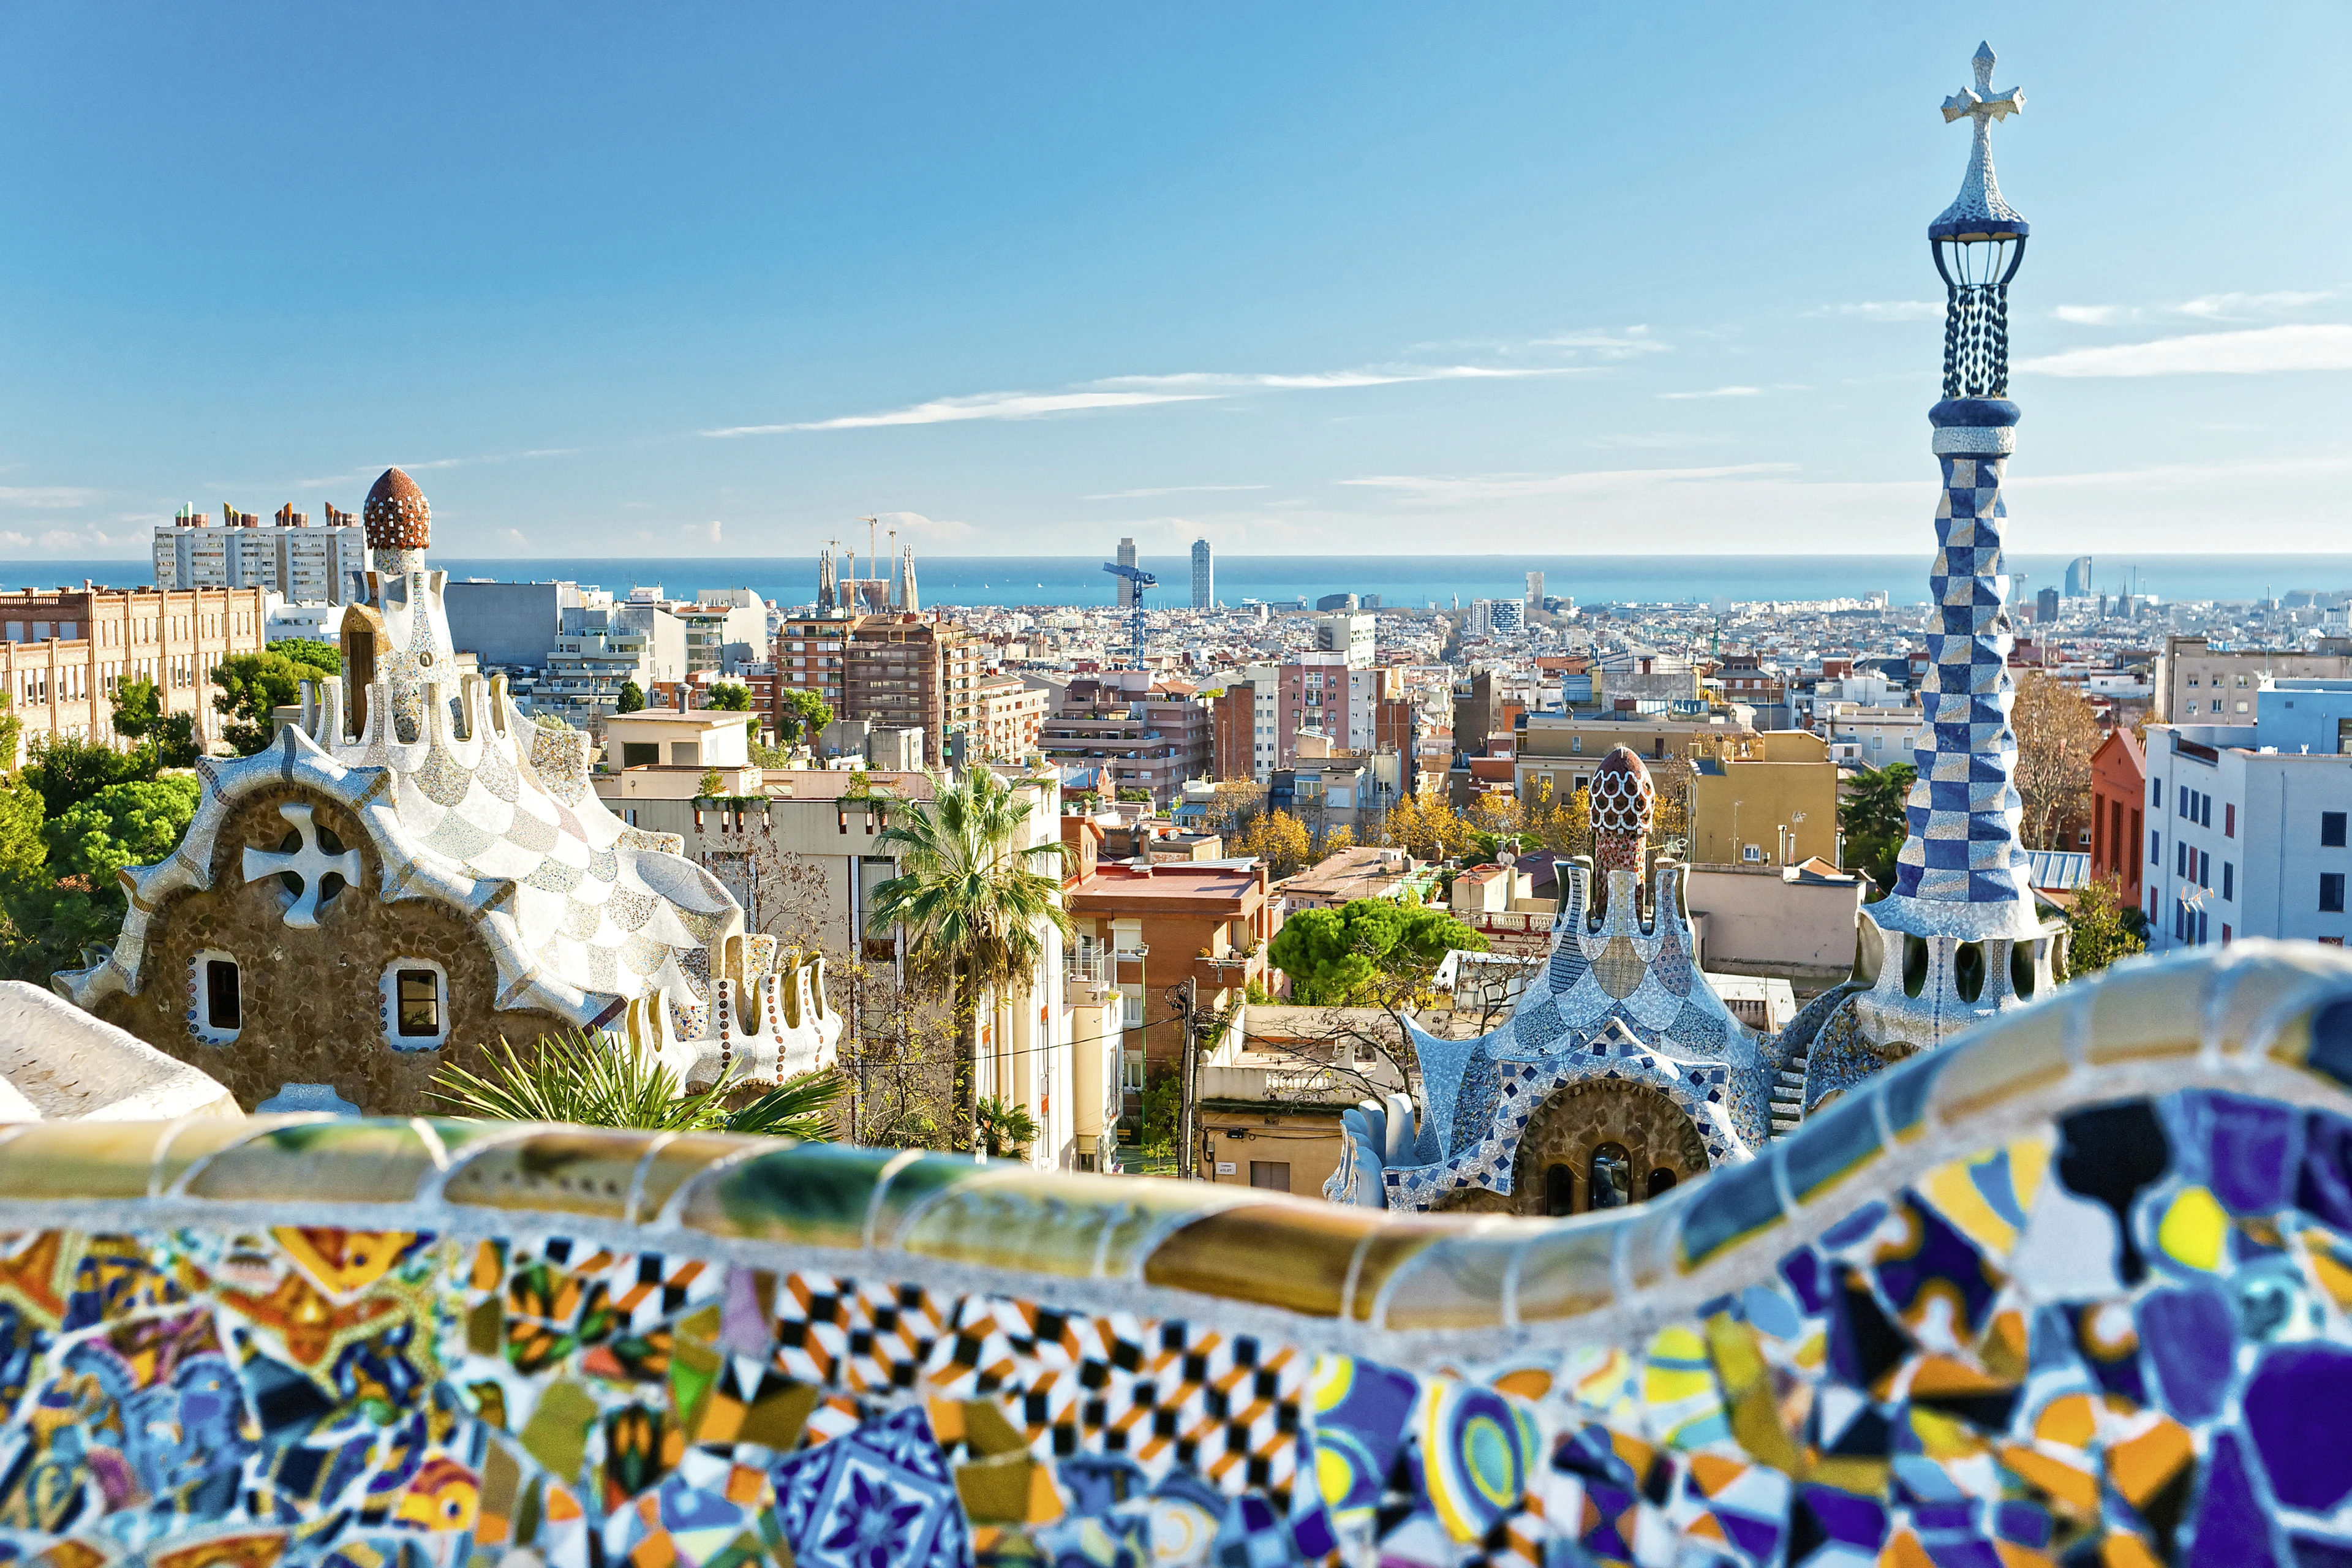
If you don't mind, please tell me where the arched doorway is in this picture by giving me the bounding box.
[1509,1078,1709,1217]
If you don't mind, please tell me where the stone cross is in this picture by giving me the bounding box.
[1942,41,2023,136]
[241,803,363,929]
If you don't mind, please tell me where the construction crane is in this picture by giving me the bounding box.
[1102,560,1156,667]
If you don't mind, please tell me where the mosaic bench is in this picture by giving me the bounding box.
[0,941,2348,1567]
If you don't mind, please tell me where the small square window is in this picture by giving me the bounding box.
[396,970,440,1037]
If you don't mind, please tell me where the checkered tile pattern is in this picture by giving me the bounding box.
[1891,448,2033,910]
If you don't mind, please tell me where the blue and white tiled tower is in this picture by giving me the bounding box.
[1845,43,2068,1055]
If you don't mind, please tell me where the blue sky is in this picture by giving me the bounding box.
[1,3,2346,560]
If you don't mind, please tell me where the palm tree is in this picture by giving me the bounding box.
[867,766,1072,1144]
[974,1096,1041,1159]
[428,1030,845,1137]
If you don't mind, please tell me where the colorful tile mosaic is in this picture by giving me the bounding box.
[0,946,2348,1564]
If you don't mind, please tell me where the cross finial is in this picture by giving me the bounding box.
[1943,41,2024,130]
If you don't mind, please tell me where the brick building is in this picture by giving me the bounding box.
[2089,726,2146,909]
[1061,845,1274,1077]
[771,612,980,767]
[0,584,268,764]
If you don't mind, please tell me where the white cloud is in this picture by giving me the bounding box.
[703,520,723,545]
[1523,326,1669,357]
[494,529,528,549]
[707,389,1212,435]
[706,360,1574,436]
[871,510,982,545]
[1082,484,1268,499]
[2051,304,2125,325]
[2177,290,2331,320]
[0,486,98,508]
[1807,301,1941,321]
[1658,385,1760,400]
[2018,323,2352,377]
[1341,462,1798,503]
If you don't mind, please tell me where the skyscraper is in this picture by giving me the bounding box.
[1117,538,1139,608]
[1526,570,1545,609]
[1191,539,1213,609]
[2065,555,2093,597]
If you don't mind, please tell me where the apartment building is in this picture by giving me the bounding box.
[973,673,1048,761]
[2154,633,2352,724]
[842,615,980,767]
[1685,729,1840,868]
[1040,672,1211,802]
[2143,680,2352,951]
[1213,654,1404,783]
[154,504,369,604]
[2089,727,2147,908]
[1062,854,1275,1079]
[0,584,266,763]
[1512,710,1757,800]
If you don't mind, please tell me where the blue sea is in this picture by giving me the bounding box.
[7,554,2349,609]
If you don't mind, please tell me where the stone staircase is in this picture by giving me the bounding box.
[1770,1041,1811,1137]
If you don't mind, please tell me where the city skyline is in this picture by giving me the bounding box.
[1,4,2346,562]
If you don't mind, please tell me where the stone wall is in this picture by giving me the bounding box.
[1507,1077,1711,1215]
[92,781,575,1115]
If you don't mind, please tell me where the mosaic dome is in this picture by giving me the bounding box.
[1589,745,1656,840]
[363,467,431,552]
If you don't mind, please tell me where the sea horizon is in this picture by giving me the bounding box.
[5,552,2349,611]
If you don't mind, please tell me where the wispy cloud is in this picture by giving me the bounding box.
[1523,327,1669,357]
[706,360,1574,436]
[1082,484,1268,500]
[2179,290,2332,320]
[1659,385,1760,400]
[1341,462,1798,503]
[2019,323,2352,378]
[2051,291,2332,328]
[1806,301,1940,322]
[709,389,1212,435]
[0,486,99,508]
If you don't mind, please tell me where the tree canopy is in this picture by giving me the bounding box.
[706,682,751,710]
[1839,762,1915,898]
[616,681,646,714]
[776,688,832,744]
[212,641,341,755]
[1267,897,1488,1005]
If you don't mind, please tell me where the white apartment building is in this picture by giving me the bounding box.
[154,504,369,605]
[1314,612,1376,668]
[1467,598,1525,638]
[2143,680,2352,952]
[1823,701,1925,769]
[2155,633,2352,725]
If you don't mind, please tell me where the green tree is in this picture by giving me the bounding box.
[2065,874,2147,978]
[0,775,200,984]
[777,688,832,745]
[707,682,751,710]
[697,767,725,800]
[266,638,341,675]
[110,677,162,742]
[21,736,151,820]
[616,681,646,714]
[1839,762,1915,898]
[1267,897,1488,1005]
[868,766,1074,1139]
[212,641,341,755]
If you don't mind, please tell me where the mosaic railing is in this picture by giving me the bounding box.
[3,942,2351,1566]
